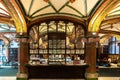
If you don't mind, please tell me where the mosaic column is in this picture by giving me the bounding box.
[16,33,29,80]
[85,33,99,80]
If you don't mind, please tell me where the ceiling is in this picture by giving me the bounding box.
[0,0,120,44]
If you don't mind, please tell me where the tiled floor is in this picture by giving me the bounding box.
[0,77,120,80]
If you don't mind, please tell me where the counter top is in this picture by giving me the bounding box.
[26,63,88,66]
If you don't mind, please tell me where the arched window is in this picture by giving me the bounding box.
[109,36,119,54]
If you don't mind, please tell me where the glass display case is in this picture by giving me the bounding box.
[29,21,85,65]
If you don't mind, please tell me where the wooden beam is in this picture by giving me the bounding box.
[101,17,120,26]
[99,29,120,35]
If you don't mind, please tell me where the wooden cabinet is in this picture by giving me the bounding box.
[26,64,88,79]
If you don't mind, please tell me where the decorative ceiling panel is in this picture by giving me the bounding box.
[0,2,15,32]
[20,0,32,15]
[87,0,99,15]
[50,0,67,11]
[0,3,9,17]
[30,0,49,16]
[101,22,120,32]
[60,6,83,17]
[107,3,120,17]
[19,0,100,19]
[68,0,85,16]
[32,7,55,18]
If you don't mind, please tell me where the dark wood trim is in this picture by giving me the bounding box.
[27,16,87,32]
[26,64,88,79]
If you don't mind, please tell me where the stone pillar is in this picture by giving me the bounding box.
[85,33,99,80]
[16,34,29,80]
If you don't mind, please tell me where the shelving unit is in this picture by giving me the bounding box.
[48,32,66,64]
[27,20,88,79]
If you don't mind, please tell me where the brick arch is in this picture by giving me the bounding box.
[0,36,10,45]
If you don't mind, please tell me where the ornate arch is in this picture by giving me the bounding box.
[88,0,120,32]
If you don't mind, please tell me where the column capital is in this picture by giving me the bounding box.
[83,32,100,44]
[86,32,99,38]
[16,32,29,38]
[16,32,29,43]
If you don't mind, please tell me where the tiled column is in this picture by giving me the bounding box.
[16,34,29,80]
[85,33,99,80]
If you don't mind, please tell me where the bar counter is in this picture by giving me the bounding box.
[26,64,88,79]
